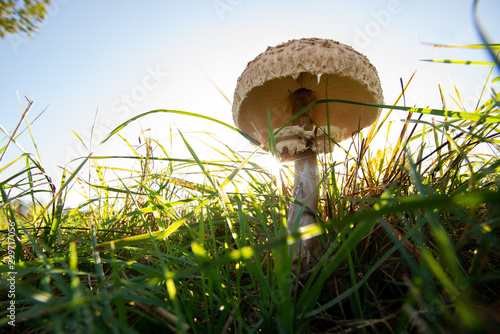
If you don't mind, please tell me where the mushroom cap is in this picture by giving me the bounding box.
[232,38,384,152]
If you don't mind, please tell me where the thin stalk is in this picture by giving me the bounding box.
[286,89,320,264]
[286,148,320,261]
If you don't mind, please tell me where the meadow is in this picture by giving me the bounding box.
[1,43,500,333]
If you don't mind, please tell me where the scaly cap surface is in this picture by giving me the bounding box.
[232,38,384,152]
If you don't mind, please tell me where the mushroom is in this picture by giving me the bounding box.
[232,38,383,264]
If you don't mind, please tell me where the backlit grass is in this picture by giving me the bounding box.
[1,44,500,333]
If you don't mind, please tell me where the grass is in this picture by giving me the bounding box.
[1,44,500,333]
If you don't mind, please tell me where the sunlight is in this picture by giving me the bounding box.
[268,155,285,179]
[3,1,499,331]
[257,153,286,186]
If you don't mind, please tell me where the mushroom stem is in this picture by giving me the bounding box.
[291,88,315,130]
[287,148,320,261]
[287,88,320,262]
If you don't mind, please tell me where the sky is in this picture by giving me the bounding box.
[1,0,499,203]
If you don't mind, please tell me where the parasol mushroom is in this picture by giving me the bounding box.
[232,38,383,263]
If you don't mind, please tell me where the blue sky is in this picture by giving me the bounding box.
[1,0,498,196]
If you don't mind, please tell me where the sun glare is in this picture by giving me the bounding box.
[257,153,285,186]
